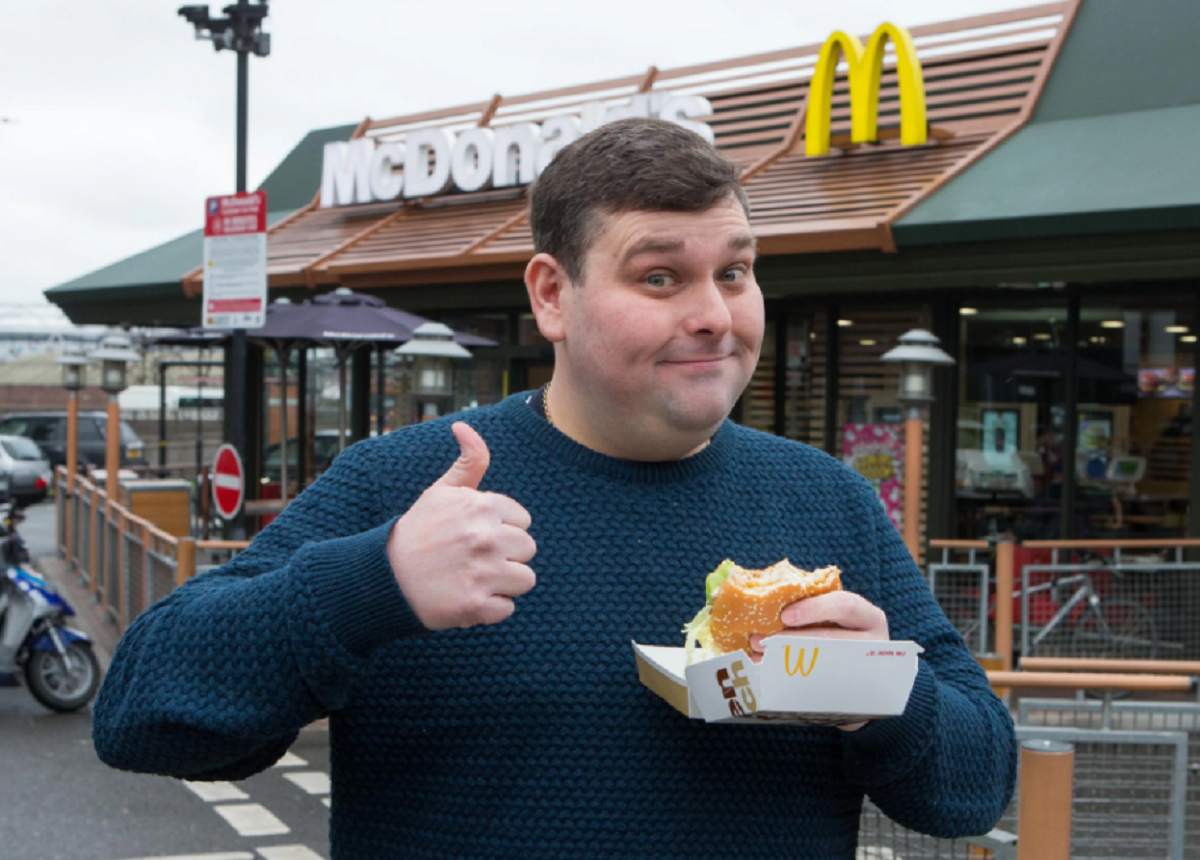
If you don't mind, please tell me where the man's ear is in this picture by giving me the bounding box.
[525,252,570,343]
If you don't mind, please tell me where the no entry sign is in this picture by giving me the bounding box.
[211,443,245,520]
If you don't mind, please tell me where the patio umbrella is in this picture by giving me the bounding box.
[155,290,495,502]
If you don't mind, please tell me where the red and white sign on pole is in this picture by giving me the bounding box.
[202,190,268,329]
[211,443,246,521]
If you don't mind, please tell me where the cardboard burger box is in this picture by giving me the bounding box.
[633,637,923,726]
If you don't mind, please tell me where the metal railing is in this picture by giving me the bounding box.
[928,538,1200,665]
[857,801,1016,859]
[928,540,993,655]
[53,466,249,636]
[1016,700,1199,859]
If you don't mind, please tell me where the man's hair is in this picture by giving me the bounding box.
[528,118,750,285]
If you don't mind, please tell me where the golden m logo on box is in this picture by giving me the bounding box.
[805,23,927,157]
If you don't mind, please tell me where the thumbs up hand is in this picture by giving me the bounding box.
[387,422,537,630]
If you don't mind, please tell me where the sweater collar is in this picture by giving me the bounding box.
[498,391,738,484]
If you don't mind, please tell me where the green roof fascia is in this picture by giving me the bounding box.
[894,103,1200,246]
[755,229,1200,296]
[895,0,1200,247]
[1029,0,1200,123]
[47,209,297,296]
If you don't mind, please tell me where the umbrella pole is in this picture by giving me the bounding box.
[279,344,290,507]
[338,352,348,452]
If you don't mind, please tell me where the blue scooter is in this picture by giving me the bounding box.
[0,502,100,712]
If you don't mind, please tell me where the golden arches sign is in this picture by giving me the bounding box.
[805,23,928,157]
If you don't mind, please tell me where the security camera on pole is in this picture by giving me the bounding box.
[178,1,271,539]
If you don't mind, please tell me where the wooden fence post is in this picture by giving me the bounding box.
[117,508,128,634]
[141,521,152,615]
[177,538,196,589]
[995,539,1015,672]
[1017,739,1074,860]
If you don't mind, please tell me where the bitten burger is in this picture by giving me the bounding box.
[683,559,843,661]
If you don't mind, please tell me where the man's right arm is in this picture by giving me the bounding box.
[92,422,536,781]
[92,436,423,781]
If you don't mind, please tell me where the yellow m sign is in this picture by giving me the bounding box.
[805,23,927,157]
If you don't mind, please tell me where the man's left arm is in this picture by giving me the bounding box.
[837,496,1017,838]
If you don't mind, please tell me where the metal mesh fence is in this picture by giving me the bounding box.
[857,801,1011,859]
[1020,702,1200,859]
[1019,549,1200,661]
[105,516,119,621]
[122,527,144,629]
[93,502,106,602]
[76,492,90,585]
[927,549,992,655]
[146,541,176,609]
[55,482,67,555]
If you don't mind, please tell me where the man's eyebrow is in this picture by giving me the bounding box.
[729,234,757,255]
[621,238,685,264]
[620,234,757,264]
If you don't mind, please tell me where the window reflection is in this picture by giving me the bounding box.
[1076,299,1193,538]
[957,305,1069,540]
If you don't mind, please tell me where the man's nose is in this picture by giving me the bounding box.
[686,278,734,337]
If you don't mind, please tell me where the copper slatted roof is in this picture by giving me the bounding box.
[186,2,1073,295]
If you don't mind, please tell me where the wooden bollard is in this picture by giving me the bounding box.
[994,539,1014,672]
[1017,739,1073,860]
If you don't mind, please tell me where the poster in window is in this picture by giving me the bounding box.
[842,423,904,533]
[981,409,1018,469]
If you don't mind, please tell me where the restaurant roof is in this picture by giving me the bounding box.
[895,0,1200,244]
[178,2,1075,296]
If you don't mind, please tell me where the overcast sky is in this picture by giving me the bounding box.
[2,0,1034,312]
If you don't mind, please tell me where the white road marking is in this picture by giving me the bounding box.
[282,771,331,795]
[272,752,307,768]
[256,846,327,860]
[321,797,331,808]
[182,780,250,802]
[213,803,291,837]
[105,854,253,860]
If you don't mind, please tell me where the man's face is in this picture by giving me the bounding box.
[554,196,764,446]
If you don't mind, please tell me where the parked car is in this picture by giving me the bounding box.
[0,436,53,505]
[0,412,147,472]
[261,430,347,483]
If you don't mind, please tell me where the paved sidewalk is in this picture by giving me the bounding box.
[34,554,119,672]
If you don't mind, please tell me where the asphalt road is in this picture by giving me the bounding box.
[1,501,333,860]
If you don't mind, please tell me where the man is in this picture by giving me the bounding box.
[94,119,1015,859]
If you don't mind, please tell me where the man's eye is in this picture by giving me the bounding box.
[721,267,744,282]
[647,274,674,288]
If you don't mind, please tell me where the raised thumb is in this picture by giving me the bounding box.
[435,421,490,490]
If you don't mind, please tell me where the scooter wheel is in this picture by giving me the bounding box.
[24,642,101,713]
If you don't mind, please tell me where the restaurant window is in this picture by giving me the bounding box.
[837,304,933,539]
[782,310,828,450]
[1076,295,1193,538]
[741,322,776,433]
[956,301,1069,540]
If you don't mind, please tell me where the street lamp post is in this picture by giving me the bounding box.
[89,334,142,506]
[881,329,955,562]
[57,346,91,563]
[395,323,473,426]
[56,346,91,494]
[178,1,270,539]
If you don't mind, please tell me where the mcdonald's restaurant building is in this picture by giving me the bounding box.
[48,0,1200,546]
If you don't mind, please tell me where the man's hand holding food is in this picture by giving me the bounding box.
[386,422,537,630]
[749,591,890,731]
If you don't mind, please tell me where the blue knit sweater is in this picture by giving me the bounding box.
[94,393,1015,859]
